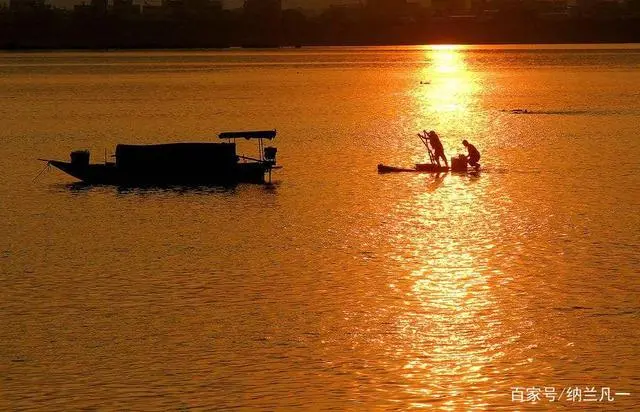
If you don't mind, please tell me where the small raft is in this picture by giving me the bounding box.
[379,131,480,175]
[378,155,471,174]
[378,163,450,173]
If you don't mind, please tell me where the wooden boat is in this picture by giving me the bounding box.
[41,130,279,185]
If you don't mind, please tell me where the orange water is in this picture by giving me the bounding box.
[1,45,639,410]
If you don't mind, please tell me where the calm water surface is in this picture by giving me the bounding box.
[1,45,639,410]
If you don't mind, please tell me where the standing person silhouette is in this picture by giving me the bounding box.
[462,139,481,170]
[427,130,449,168]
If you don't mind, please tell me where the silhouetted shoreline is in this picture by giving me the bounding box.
[2,6,640,50]
[2,41,640,52]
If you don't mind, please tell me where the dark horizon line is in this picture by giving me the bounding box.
[3,40,640,51]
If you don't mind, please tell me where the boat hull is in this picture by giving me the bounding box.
[49,160,270,186]
[377,163,454,174]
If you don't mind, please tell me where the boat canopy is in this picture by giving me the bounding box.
[218,130,276,140]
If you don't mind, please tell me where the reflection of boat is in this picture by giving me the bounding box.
[41,130,279,185]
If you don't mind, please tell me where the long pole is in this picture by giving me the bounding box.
[417,132,435,165]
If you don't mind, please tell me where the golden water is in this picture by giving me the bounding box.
[1,45,639,410]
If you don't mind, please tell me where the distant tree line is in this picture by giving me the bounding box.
[1,2,640,49]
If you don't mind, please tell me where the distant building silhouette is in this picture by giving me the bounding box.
[367,0,406,8]
[2,0,640,48]
[243,0,282,46]
[366,0,410,19]
[366,0,407,12]
[9,0,46,12]
[113,0,140,17]
[93,0,107,13]
[161,0,220,16]
[244,0,281,18]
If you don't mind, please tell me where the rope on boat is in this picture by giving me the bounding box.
[33,161,51,183]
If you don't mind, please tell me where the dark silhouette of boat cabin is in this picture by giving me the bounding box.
[41,130,279,185]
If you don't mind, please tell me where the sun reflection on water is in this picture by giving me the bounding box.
[396,251,507,408]
[412,45,482,142]
[384,178,515,409]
